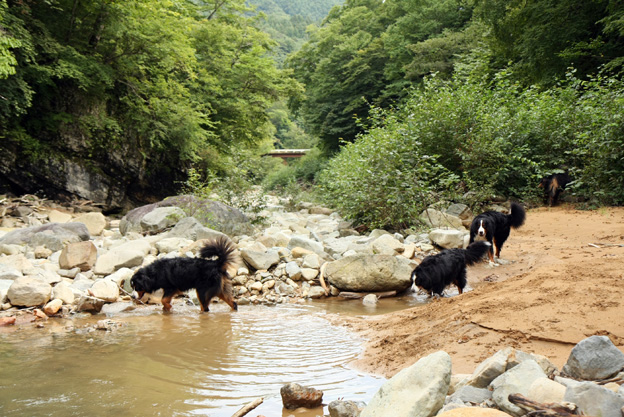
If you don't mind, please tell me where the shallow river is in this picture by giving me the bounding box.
[0,295,428,416]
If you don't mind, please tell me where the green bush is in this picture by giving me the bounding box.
[317,67,624,229]
[317,106,460,231]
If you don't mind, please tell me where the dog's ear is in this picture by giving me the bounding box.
[131,273,145,290]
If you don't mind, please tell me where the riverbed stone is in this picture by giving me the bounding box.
[288,236,325,256]
[429,229,467,249]
[89,278,119,302]
[308,286,326,299]
[527,377,566,403]
[52,281,75,304]
[325,254,413,292]
[0,264,22,280]
[140,207,185,234]
[490,359,546,416]
[280,383,323,410]
[101,301,136,315]
[74,212,107,236]
[241,248,280,271]
[362,294,378,306]
[420,209,465,230]
[562,335,624,380]
[371,234,404,255]
[7,276,52,307]
[47,209,72,223]
[446,385,492,405]
[94,249,145,275]
[59,241,98,271]
[302,253,321,269]
[301,268,318,280]
[0,222,90,249]
[328,400,365,417]
[43,298,63,315]
[0,243,22,255]
[564,381,624,417]
[155,237,194,254]
[285,261,302,280]
[361,351,451,417]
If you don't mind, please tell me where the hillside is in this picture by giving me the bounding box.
[248,0,344,63]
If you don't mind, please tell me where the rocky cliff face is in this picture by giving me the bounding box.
[0,134,185,213]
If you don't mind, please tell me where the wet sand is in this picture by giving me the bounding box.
[339,206,624,377]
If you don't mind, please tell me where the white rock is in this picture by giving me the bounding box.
[361,351,452,417]
[74,212,107,236]
[89,278,120,302]
[7,276,52,307]
[52,281,75,305]
[43,298,63,315]
[94,249,145,275]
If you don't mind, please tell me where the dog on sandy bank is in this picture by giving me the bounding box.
[539,173,571,206]
[469,202,526,264]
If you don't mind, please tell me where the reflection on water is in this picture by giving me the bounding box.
[0,296,426,417]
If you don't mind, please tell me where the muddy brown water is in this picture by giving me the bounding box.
[0,295,429,416]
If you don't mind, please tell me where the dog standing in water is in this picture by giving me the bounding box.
[131,236,239,312]
[411,241,491,297]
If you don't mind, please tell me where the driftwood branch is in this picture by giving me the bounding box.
[231,397,263,417]
[588,242,624,248]
[508,394,580,416]
[338,291,397,299]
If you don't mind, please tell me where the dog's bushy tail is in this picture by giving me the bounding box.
[199,236,239,273]
[508,202,526,229]
[463,241,491,266]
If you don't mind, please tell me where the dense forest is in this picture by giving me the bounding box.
[248,0,344,64]
[1,0,624,229]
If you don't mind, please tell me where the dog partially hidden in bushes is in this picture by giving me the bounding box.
[539,173,571,206]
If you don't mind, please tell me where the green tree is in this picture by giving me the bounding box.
[473,0,624,84]
[287,0,474,150]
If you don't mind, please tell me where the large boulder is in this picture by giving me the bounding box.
[562,335,624,380]
[429,229,467,249]
[165,217,227,241]
[490,360,546,416]
[59,241,98,271]
[119,195,252,236]
[240,248,280,271]
[7,277,52,307]
[325,254,413,292]
[361,351,452,417]
[0,222,90,251]
[564,381,624,417]
[420,209,465,230]
[74,212,107,236]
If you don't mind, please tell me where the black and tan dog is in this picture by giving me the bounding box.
[539,173,571,206]
[131,236,239,312]
[469,202,526,264]
[411,241,491,297]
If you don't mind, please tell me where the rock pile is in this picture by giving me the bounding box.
[0,196,476,317]
[329,335,624,417]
